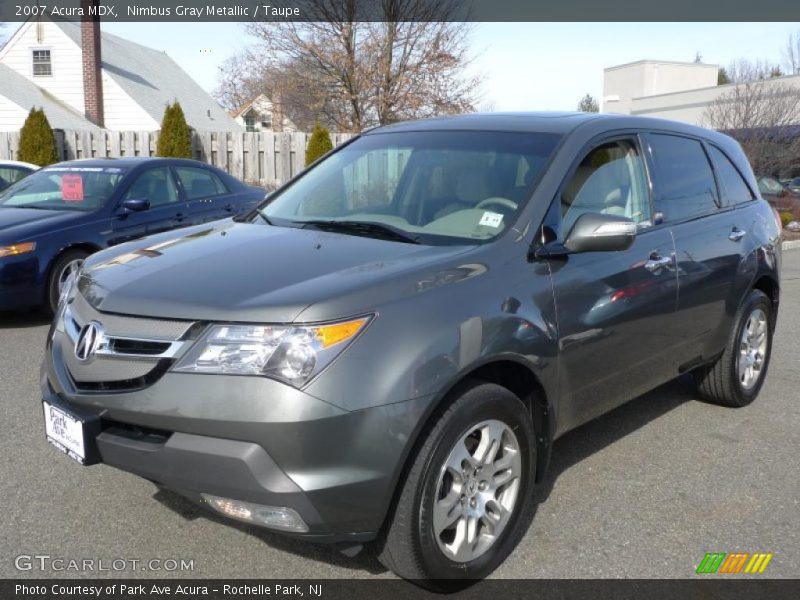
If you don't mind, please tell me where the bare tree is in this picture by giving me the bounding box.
[703,79,800,175]
[783,31,800,76]
[576,93,599,113]
[725,58,784,83]
[217,0,479,132]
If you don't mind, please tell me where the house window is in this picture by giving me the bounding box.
[244,110,257,132]
[32,49,52,76]
[260,113,272,129]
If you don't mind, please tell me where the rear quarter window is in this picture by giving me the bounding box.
[708,145,754,206]
[649,134,719,223]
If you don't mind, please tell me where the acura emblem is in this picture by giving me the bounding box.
[75,321,104,362]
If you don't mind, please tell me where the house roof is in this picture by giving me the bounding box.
[55,21,241,132]
[0,64,98,130]
[232,94,270,118]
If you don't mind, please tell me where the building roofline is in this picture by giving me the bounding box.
[605,59,719,72]
[630,71,800,102]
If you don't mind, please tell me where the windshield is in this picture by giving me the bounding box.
[260,130,561,245]
[0,166,127,212]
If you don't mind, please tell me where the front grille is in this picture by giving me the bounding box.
[54,293,198,392]
[108,339,173,356]
[69,359,172,392]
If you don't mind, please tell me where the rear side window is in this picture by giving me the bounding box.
[708,146,754,206]
[649,134,718,223]
[175,167,228,200]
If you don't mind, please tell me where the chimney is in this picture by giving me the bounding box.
[80,0,104,127]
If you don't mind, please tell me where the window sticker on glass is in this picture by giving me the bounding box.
[479,211,504,228]
[61,174,84,202]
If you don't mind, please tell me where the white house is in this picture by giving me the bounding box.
[0,18,241,132]
[603,59,800,126]
[231,94,297,133]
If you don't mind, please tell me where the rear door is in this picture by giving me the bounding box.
[173,165,237,224]
[547,134,680,431]
[111,166,185,244]
[645,133,748,362]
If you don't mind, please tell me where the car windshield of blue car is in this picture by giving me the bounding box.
[260,130,562,245]
[0,166,127,212]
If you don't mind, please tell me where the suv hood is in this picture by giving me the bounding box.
[80,220,474,322]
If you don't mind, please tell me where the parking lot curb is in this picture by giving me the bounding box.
[782,240,800,252]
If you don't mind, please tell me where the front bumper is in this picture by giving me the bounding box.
[0,254,42,310]
[42,329,434,542]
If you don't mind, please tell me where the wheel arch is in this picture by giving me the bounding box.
[43,243,100,303]
[752,273,779,310]
[378,356,555,536]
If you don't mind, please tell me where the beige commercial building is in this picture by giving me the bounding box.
[602,59,800,126]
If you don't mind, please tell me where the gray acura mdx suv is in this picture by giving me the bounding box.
[41,113,780,583]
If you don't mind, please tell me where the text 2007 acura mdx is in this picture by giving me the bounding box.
[41,113,780,583]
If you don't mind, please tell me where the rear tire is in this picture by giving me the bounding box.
[694,289,773,407]
[377,381,537,586]
[46,250,89,317]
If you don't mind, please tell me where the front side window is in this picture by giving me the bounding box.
[175,167,228,200]
[124,168,179,206]
[0,167,125,211]
[261,130,561,245]
[32,49,52,76]
[560,139,651,235]
[709,146,753,206]
[649,134,718,223]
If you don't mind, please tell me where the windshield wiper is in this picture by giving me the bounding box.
[297,220,421,244]
[254,209,273,225]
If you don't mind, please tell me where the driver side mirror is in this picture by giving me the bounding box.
[119,198,150,213]
[535,213,637,258]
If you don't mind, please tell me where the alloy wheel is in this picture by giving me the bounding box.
[432,419,522,562]
[738,307,768,390]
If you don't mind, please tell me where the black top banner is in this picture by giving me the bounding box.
[0,0,799,22]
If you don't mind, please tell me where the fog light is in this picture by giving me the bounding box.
[201,494,309,532]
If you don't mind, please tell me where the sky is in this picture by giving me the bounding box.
[102,21,800,111]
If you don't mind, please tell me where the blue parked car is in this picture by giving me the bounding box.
[0,157,265,314]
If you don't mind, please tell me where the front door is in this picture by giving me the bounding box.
[110,166,186,245]
[545,135,681,432]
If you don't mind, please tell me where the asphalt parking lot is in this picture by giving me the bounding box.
[1,254,799,580]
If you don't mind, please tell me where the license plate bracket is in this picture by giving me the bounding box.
[42,397,102,465]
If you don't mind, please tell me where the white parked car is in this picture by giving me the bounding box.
[0,160,38,191]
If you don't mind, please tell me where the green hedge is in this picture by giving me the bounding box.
[157,101,192,158]
[305,123,333,166]
[17,108,58,166]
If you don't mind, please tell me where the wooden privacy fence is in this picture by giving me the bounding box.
[0,130,353,188]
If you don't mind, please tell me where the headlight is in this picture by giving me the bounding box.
[0,242,36,258]
[172,316,372,387]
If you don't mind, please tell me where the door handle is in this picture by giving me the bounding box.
[644,254,673,273]
[729,228,746,242]
[224,203,234,212]
[175,212,186,222]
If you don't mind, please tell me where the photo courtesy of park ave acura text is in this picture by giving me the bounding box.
[0,0,798,597]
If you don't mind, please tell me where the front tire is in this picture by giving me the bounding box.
[694,289,773,407]
[377,381,537,585]
[46,250,89,316]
